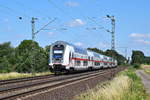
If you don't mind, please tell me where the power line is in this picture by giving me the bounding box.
[87,17,108,31]
[31,17,57,41]
[13,0,51,19]
[47,0,75,20]
[0,4,31,19]
[0,8,19,19]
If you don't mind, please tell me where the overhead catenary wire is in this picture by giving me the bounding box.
[0,4,31,19]
[47,0,110,46]
[13,0,51,19]
[85,17,110,43]
[0,8,19,19]
[87,17,109,31]
[34,17,57,35]
[47,0,75,20]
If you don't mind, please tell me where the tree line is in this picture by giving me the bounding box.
[131,50,150,64]
[0,40,50,73]
[0,40,149,73]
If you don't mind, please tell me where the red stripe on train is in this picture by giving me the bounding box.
[71,57,114,64]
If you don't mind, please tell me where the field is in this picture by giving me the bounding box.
[0,72,52,80]
[76,67,150,100]
[141,64,150,75]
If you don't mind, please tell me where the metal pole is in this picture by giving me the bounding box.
[111,16,115,51]
[106,15,115,50]
[31,17,37,41]
[106,15,116,63]
[31,17,37,74]
[30,17,56,73]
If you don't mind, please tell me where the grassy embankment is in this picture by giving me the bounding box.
[76,67,150,100]
[0,72,52,80]
[141,64,150,75]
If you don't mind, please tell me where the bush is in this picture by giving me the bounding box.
[133,64,140,69]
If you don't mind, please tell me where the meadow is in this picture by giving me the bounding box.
[0,72,52,80]
[141,64,150,75]
[76,67,150,100]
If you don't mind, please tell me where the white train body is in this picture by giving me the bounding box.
[49,41,117,73]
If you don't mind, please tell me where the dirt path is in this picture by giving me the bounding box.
[136,70,150,93]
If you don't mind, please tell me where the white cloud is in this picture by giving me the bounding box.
[135,39,150,45]
[130,33,150,38]
[47,32,54,36]
[74,42,83,47]
[67,19,86,27]
[66,1,79,7]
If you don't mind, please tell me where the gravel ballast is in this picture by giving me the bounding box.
[21,70,115,100]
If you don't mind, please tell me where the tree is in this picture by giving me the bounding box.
[15,40,49,73]
[0,42,15,72]
[131,50,145,64]
[144,57,150,64]
[87,48,105,54]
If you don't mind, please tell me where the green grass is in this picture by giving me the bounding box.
[119,68,150,100]
[76,67,150,100]
[145,69,150,75]
[141,64,150,75]
[0,72,52,80]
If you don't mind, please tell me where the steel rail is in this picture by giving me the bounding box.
[0,67,125,100]
[0,74,54,85]
[0,69,108,93]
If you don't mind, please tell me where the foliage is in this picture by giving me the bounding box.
[0,42,15,72]
[0,40,50,73]
[133,64,141,69]
[87,48,105,55]
[119,68,150,100]
[15,40,49,73]
[144,57,150,64]
[131,50,145,64]
[131,50,150,65]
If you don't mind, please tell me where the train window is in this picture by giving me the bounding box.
[69,53,71,61]
[95,62,100,66]
[83,61,88,66]
[88,57,90,60]
[72,53,74,58]
[75,60,80,66]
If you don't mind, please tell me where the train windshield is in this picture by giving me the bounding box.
[53,45,64,59]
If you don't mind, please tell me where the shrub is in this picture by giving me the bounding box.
[133,64,140,69]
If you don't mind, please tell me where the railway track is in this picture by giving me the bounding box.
[0,74,54,85]
[0,67,125,100]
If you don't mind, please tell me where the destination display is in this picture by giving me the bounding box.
[54,50,63,54]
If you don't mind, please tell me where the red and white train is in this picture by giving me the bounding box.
[49,41,117,74]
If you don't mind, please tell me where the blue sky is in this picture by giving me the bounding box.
[0,0,150,57]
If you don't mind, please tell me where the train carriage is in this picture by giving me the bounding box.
[49,41,117,74]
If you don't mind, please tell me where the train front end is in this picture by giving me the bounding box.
[49,41,68,74]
